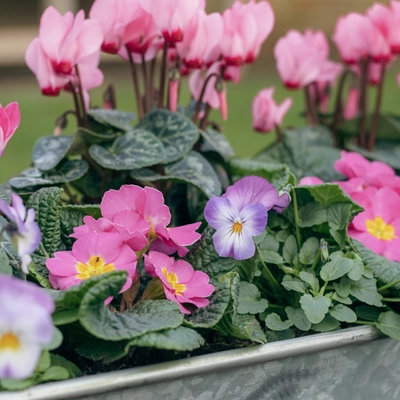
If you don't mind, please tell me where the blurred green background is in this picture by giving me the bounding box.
[0,0,398,183]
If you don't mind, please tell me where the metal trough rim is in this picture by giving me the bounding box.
[0,325,381,400]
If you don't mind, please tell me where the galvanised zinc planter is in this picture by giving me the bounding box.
[1,326,399,400]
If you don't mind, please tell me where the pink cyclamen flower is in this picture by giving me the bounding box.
[0,102,21,156]
[333,13,390,64]
[204,176,290,260]
[274,29,336,89]
[176,10,223,69]
[252,87,292,133]
[220,0,274,66]
[0,193,41,274]
[0,275,55,380]
[367,2,400,55]
[140,0,204,44]
[144,251,214,314]
[46,231,137,301]
[299,176,324,186]
[348,186,400,261]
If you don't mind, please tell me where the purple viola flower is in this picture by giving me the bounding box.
[204,176,290,260]
[0,275,55,380]
[0,193,41,274]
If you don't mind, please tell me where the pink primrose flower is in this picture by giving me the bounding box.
[348,187,400,261]
[220,0,274,66]
[0,275,54,380]
[144,251,214,314]
[46,231,137,300]
[252,87,292,133]
[0,193,41,274]
[0,102,21,156]
[204,176,290,260]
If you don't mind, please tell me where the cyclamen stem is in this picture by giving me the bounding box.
[358,57,370,149]
[199,104,212,130]
[158,42,168,109]
[149,58,156,110]
[378,278,400,293]
[368,62,386,151]
[193,73,220,124]
[68,82,83,127]
[274,123,283,143]
[291,187,301,248]
[141,54,149,114]
[74,65,88,128]
[126,47,144,119]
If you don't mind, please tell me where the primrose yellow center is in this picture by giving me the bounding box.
[366,217,396,241]
[231,219,243,234]
[0,332,20,351]
[76,255,115,280]
[162,268,186,296]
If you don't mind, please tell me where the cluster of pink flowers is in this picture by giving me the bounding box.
[46,185,214,314]
[0,102,20,156]
[25,0,275,122]
[300,151,400,262]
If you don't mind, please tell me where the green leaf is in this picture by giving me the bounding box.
[265,312,293,331]
[333,277,351,297]
[311,314,340,332]
[327,202,353,231]
[40,366,70,382]
[281,275,307,293]
[185,228,258,282]
[184,273,232,328]
[300,294,331,324]
[136,109,200,163]
[76,127,115,145]
[50,354,81,378]
[347,258,364,281]
[254,126,342,181]
[0,378,35,390]
[329,304,357,322]
[299,271,320,293]
[89,129,166,170]
[0,250,12,275]
[349,277,383,307]
[37,350,51,372]
[285,306,311,331]
[355,305,382,322]
[229,158,296,190]
[375,311,400,340]
[132,151,222,198]
[298,203,327,228]
[265,328,295,342]
[299,238,320,265]
[129,326,204,351]
[257,232,280,252]
[79,272,184,341]
[320,258,353,281]
[32,136,74,171]
[352,239,400,295]
[258,249,284,265]
[331,293,352,305]
[237,281,268,314]
[44,327,63,351]
[88,108,136,131]
[282,235,298,264]
[52,309,80,325]
[75,337,131,363]
[201,128,235,161]
[0,182,11,204]
[9,160,89,189]
[275,230,290,243]
[27,187,63,256]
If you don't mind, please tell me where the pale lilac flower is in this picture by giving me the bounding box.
[144,251,214,314]
[0,275,54,380]
[204,176,290,260]
[0,193,41,274]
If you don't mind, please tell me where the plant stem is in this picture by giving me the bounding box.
[158,42,168,109]
[256,245,284,297]
[358,57,370,149]
[274,123,283,143]
[311,249,321,270]
[74,65,88,128]
[331,69,353,146]
[126,46,144,119]
[148,58,156,110]
[319,279,329,297]
[382,297,400,302]
[193,73,220,124]
[199,104,212,130]
[291,187,301,248]
[378,278,400,293]
[141,54,149,114]
[68,82,82,127]
[367,62,386,151]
